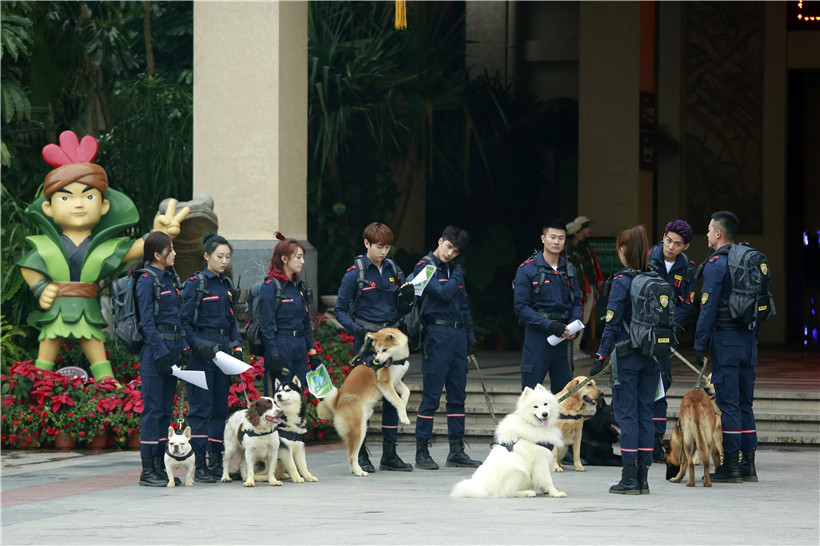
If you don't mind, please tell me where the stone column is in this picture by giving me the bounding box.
[193,1,315,310]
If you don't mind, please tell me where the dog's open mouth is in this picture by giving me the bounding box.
[265,414,282,425]
[381,357,394,367]
[540,418,550,427]
[583,395,596,405]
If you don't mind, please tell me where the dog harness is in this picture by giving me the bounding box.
[278,429,303,442]
[239,424,277,442]
[498,440,555,452]
[165,446,195,462]
[559,414,583,420]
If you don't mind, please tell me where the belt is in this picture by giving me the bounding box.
[714,324,744,331]
[354,318,395,332]
[427,319,466,329]
[157,324,184,341]
[275,330,304,337]
[537,310,569,321]
[196,327,231,336]
[53,282,98,298]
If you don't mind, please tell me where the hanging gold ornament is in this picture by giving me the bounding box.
[395,0,407,30]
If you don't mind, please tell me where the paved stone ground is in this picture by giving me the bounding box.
[2,442,818,545]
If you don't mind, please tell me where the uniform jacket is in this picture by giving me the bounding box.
[513,252,582,333]
[414,253,475,343]
[181,268,241,348]
[334,256,411,333]
[137,265,183,362]
[259,275,315,357]
[694,244,737,352]
[597,268,635,358]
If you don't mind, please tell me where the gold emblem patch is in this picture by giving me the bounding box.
[701,292,709,305]
[760,263,768,276]
[605,310,614,322]
[689,291,695,302]
[659,295,669,308]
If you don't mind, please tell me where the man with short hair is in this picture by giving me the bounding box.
[695,211,760,483]
[413,226,481,470]
[567,215,605,359]
[514,218,582,392]
[335,222,416,472]
[648,220,696,461]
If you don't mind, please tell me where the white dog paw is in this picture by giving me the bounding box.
[185,480,194,486]
[291,476,305,483]
[166,482,175,488]
[304,475,318,482]
[269,480,283,486]
[354,470,369,477]
[553,466,564,473]
[221,477,232,483]
[575,464,586,472]
[243,481,255,487]
[549,489,567,498]
[517,490,537,497]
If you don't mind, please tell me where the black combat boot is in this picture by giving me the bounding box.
[207,448,224,480]
[710,452,743,483]
[153,454,180,486]
[139,458,166,487]
[380,441,412,471]
[357,442,376,473]
[739,448,757,482]
[415,439,439,470]
[637,465,650,495]
[652,435,666,463]
[194,457,217,483]
[609,462,640,495]
[445,438,482,468]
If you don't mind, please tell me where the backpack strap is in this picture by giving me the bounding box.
[350,255,368,318]
[271,277,284,310]
[136,268,164,317]
[191,271,209,328]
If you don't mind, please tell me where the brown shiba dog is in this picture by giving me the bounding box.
[552,376,604,472]
[664,388,724,487]
[316,328,411,476]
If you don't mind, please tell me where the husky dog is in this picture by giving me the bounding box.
[272,377,317,483]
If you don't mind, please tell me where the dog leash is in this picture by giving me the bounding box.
[468,354,498,425]
[557,361,611,403]
[670,349,708,390]
[349,335,374,366]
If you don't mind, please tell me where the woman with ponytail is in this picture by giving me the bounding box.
[591,225,658,496]
[133,231,187,487]
[180,231,242,483]
[258,232,318,394]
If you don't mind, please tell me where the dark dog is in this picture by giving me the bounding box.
[571,396,622,466]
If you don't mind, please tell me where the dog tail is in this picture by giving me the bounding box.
[450,479,489,498]
[316,388,338,420]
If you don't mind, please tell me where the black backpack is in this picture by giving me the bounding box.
[112,268,179,354]
[349,255,405,318]
[396,255,435,352]
[717,243,775,330]
[244,276,313,356]
[623,270,678,359]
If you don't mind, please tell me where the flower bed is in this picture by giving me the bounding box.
[0,313,354,449]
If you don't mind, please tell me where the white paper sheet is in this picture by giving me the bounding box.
[171,365,209,390]
[654,372,665,401]
[548,319,586,346]
[407,264,437,296]
[212,351,253,375]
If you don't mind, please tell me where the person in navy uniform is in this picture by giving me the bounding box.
[695,211,759,483]
[259,232,318,394]
[334,222,416,473]
[413,226,481,470]
[514,218,583,393]
[648,220,696,461]
[591,225,658,495]
[134,232,187,487]
[181,232,243,483]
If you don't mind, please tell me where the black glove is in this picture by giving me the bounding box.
[695,350,707,366]
[309,353,322,369]
[354,325,366,338]
[179,347,191,369]
[547,321,567,337]
[400,283,415,300]
[194,343,216,362]
[266,354,282,372]
[233,348,244,362]
[590,354,606,377]
[467,340,476,356]
[156,354,172,377]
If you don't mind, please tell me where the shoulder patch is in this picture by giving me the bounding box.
[701,292,709,304]
[142,273,148,278]
[188,275,197,280]
[709,255,721,263]
[605,310,614,322]
[346,265,357,272]
[689,290,695,302]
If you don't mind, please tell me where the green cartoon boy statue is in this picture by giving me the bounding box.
[18,131,189,382]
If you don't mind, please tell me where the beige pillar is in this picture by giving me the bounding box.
[193,1,313,300]
[578,2,642,236]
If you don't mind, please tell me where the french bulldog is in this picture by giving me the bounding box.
[164,425,195,487]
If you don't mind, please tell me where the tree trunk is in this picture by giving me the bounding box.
[143,1,155,75]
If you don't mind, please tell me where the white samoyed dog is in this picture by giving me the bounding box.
[450,384,566,498]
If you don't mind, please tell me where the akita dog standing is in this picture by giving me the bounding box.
[317,328,412,476]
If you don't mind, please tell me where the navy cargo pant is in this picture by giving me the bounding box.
[414,325,468,440]
[139,339,182,460]
[612,351,659,466]
[710,328,758,456]
[652,353,673,437]
[187,336,231,460]
[520,323,573,394]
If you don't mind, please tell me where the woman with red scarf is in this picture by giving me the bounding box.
[258,232,319,395]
